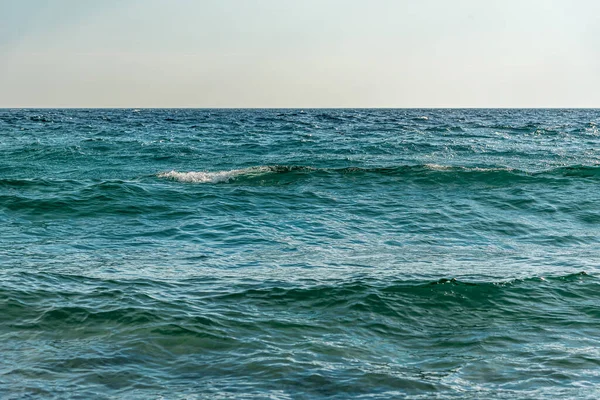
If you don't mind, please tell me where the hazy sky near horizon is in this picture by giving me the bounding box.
[1,0,599,107]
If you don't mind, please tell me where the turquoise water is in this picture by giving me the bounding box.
[1,109,600,399]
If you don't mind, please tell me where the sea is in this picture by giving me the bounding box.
[1,108,599,399]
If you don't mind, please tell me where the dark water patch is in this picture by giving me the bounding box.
[0,180,179,218]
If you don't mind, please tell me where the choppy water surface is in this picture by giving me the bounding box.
[1,109,599,399]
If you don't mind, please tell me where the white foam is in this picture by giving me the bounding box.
[466,166,514,172]
[424,163,452,170]
[424,164,514,172]
[158,166,271,183]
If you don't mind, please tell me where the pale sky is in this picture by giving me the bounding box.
[1,0,599,107]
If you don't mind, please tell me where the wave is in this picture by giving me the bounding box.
[157,166,277,183]
[156,164,600,184]
[2,272,595,330]
[2,270,597,398]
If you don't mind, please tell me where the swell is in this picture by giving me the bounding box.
[1,272,596,331]
[2,164,596,218]
[2,271,597,397]
[157,164,600,184]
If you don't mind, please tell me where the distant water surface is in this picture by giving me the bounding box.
[1,109,599,399]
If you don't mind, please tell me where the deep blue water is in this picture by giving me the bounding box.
[1,108,600,399]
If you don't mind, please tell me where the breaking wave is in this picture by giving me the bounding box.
[157,164,600,184]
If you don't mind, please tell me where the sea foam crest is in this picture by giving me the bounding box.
[424,163,452,171]
[424,164,514,172]
[158,166,271,183]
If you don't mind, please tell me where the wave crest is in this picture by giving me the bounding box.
[157,167,273,183]
[157,164,600,184]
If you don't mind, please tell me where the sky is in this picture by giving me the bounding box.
[1,0,599,108]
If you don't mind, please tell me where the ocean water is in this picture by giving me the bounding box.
[1,108,599,399]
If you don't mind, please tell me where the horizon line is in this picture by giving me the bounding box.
[1,107,599,110]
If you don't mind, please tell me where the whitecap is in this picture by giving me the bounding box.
[465,166,514,172]
[157,166,271,183]
[424,163,452,170]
